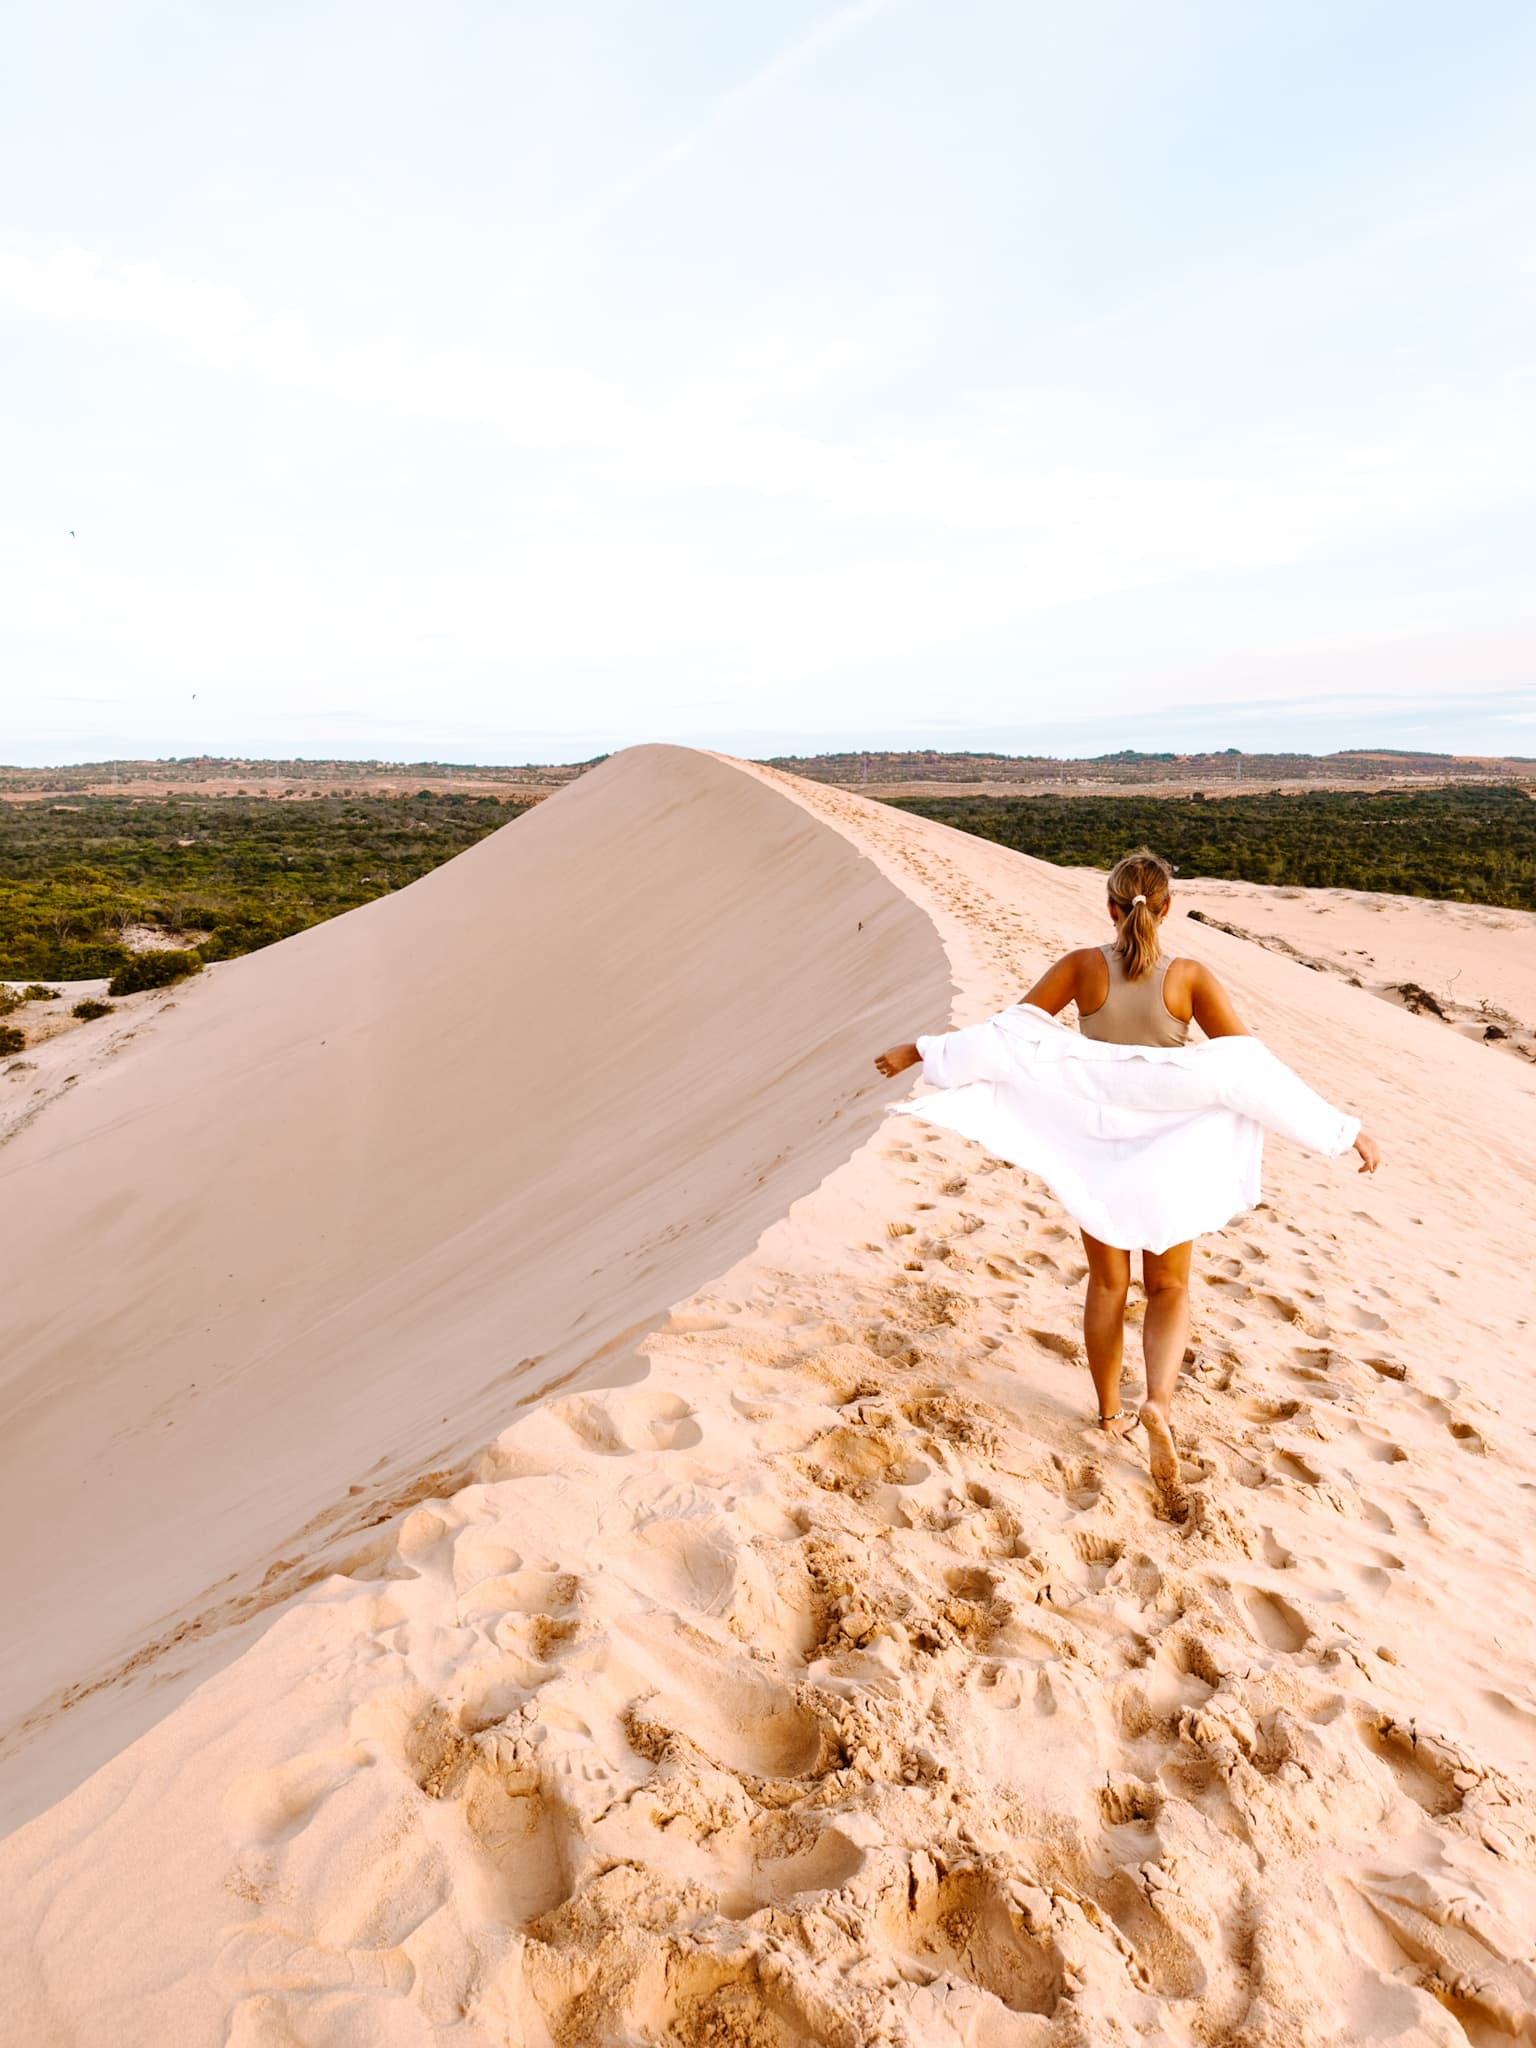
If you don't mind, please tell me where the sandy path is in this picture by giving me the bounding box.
[1,755,1534,2045]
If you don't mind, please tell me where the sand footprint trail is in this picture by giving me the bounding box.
[1,752,1534,2045]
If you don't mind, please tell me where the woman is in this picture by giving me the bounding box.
[875,849,1381,1493]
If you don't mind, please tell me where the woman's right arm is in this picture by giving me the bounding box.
[875,949,1086,1084]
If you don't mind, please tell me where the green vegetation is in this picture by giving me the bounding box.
[0,793,524,981]
[72,999,114,1021]
[0,1026,23,1055]
[108,950,204,996]
[0,983,59,1013]
[886,787,1536,910]
[3,779,1529,991]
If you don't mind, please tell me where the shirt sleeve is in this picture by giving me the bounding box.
[916,1017,1011,1090]
[1208,1038,1361,1156]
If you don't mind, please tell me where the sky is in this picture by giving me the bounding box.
[3,0,1536,766]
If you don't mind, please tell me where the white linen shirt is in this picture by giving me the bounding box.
[891,1003,1360,1253]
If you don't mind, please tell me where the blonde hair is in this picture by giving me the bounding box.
[1106,848,1172,982]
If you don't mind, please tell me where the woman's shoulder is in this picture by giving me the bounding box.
[1161,953,1201,1019]
[1065,941,1112,978]
[1165,954,1215,985]
[1071,943,1112,1010]
[1164,955,1238,1006]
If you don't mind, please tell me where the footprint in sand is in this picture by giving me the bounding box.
[1051,1456,1105,1512]
[634,1666,828,1781]
[448,1529,523,1597]
[467,1767,574,1926]
[1343,1303,1390,1332]
[470,1569,583,1663]
[1260,1527,1297,1570]
[874,1855,1066,2019]
[1361,1436,1409,1465]
[552,1388,702,1454]
[1241,1588,1310,1654]
[1096,1777,1165,1828]
[1356,1718,1470,1818]
[1256,1292,1328,1336]
[1271,1450,1323,1487]
[800,1420,931,1495]
[1239,1394,1303,1425]
[1352,1874,1536,2039]
[223,1748,371,1851]
[1069,1529,1126,1592]
[717,1818,867,1921]
[625,1510,738,1617]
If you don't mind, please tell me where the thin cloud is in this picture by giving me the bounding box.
[665,0,899,162]
[535,0,901,255]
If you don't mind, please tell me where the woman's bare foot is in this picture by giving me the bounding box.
[1139,1400,1179,1485]
[1096,1411,1140,1439]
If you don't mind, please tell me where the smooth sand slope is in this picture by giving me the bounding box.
[2,756,1535,2046]
[0,746,950,1829]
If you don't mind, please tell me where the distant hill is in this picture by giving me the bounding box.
[3,746,1532,804]
[761,747,1536,790]
[0,756,599,799]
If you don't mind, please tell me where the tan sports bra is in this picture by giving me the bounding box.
[1079,944,1190,1048]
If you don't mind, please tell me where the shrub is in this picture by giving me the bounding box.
[0,985,19,1016]
[107,949,204,997]
[72,998,115,1021]
[0,1025,24,1055]
[23,983,60,1001]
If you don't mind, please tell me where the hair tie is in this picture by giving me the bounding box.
[1132,893,1147,905]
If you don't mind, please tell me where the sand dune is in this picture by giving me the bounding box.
[2,752,1535,2045]
[1173,875,1536,1065]
[0,745,949,1829]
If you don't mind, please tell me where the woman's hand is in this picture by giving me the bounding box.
[874,1042,922,1079]
[1354,1130,1383,1174]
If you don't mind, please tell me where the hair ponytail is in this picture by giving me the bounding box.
[1106,848,1173,981]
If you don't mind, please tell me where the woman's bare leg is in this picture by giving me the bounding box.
[1139,1240,1193,1485]
[1080,1231,1136,1434]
